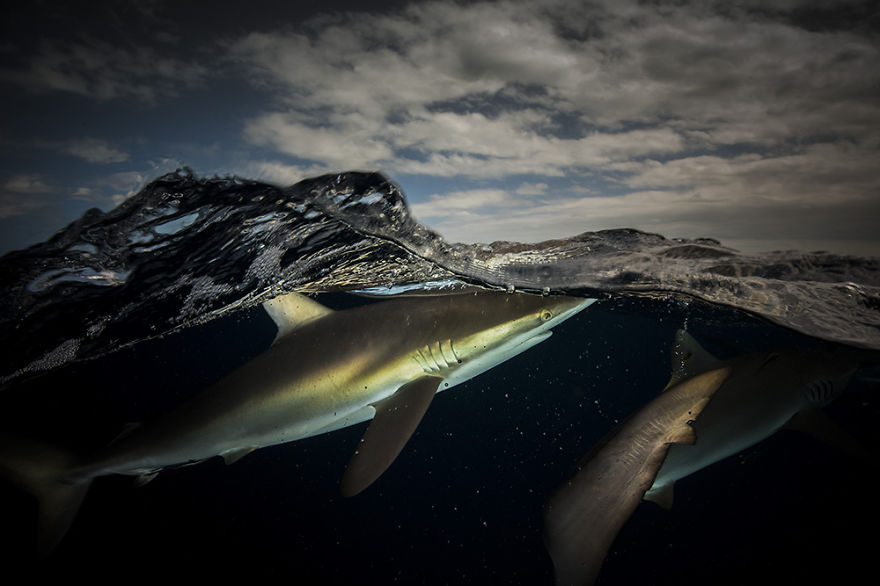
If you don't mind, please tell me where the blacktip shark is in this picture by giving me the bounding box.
[0,288,594,554]
[544,366,732,586]
[644,329,864,508]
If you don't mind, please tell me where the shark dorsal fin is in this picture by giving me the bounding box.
[665,329,723,390]
[263,292,334,343]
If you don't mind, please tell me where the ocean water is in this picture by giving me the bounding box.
[1,171,878,584]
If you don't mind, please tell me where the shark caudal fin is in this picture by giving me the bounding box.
[0,436,93,556]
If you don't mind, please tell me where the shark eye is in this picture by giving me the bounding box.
[540,310,553,322]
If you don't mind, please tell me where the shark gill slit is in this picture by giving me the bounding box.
[414,345,441,374]
[806,379,835,404]
[412,340,460,375]
[440,339,460,366]
[431,341,445,369]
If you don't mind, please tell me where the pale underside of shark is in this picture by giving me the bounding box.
[2,288,594,553]
[644,329,862,508]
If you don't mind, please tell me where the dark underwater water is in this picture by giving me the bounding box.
[1,171,879,584]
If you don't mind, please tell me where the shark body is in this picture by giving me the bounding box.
[645,329,862,507]
[3,289,594,552]
[544,367,732,586]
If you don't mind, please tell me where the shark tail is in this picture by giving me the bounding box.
[0,435,93,556]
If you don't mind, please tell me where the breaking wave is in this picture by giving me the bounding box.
[2,169,879,385]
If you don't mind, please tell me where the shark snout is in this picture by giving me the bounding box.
[546,296,596,329]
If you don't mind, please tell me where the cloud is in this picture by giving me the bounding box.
[60,138,129,164]
[228,0,879,174]
[5,0,876,254]
[82,171,149,207]
[221,0,879,253]
[416,184,880,254]
[1,37,209,102]
[514,182,549,196]
[229,2,696,176]
[3,174,53,194]
[244,160,330,186]
[411,188,515,221]
[71,186,100,201]
[617,141,880,205]
[413,140,880,254]
[0,174,52,218]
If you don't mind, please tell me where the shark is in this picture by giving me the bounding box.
[0,288,594,553]
[543,366,732,586]
[644,329,865,508]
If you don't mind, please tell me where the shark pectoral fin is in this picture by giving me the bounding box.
[644,483,675,509]
[263,292,334,343]
[340,376,442,497]
[221,447,256,465]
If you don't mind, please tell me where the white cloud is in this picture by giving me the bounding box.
[0,174,52,218]
[618,142,880,205]
[61,138,129,164]
[224,0,879,253]
[100,171,148,206]
[243,111,395,171]
[411,188,515,221]
[71,186,99,201]
[514,182,549,196]
[244,160,330,186]
[4,174,52,194]
[414,140,880,254]
[416,184,880,254]
[229,2,695,176]
[228,0,879,170]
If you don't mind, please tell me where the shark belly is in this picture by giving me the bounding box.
[646,353,819,501]
[649,408,795,495]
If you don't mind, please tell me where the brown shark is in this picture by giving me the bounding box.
[544,366,732,586]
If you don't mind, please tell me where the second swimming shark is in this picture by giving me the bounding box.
[544,366,732,586]
[1,289,594,553]
[645,329,866,507]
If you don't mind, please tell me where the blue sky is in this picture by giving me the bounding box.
[1,0,879,255]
